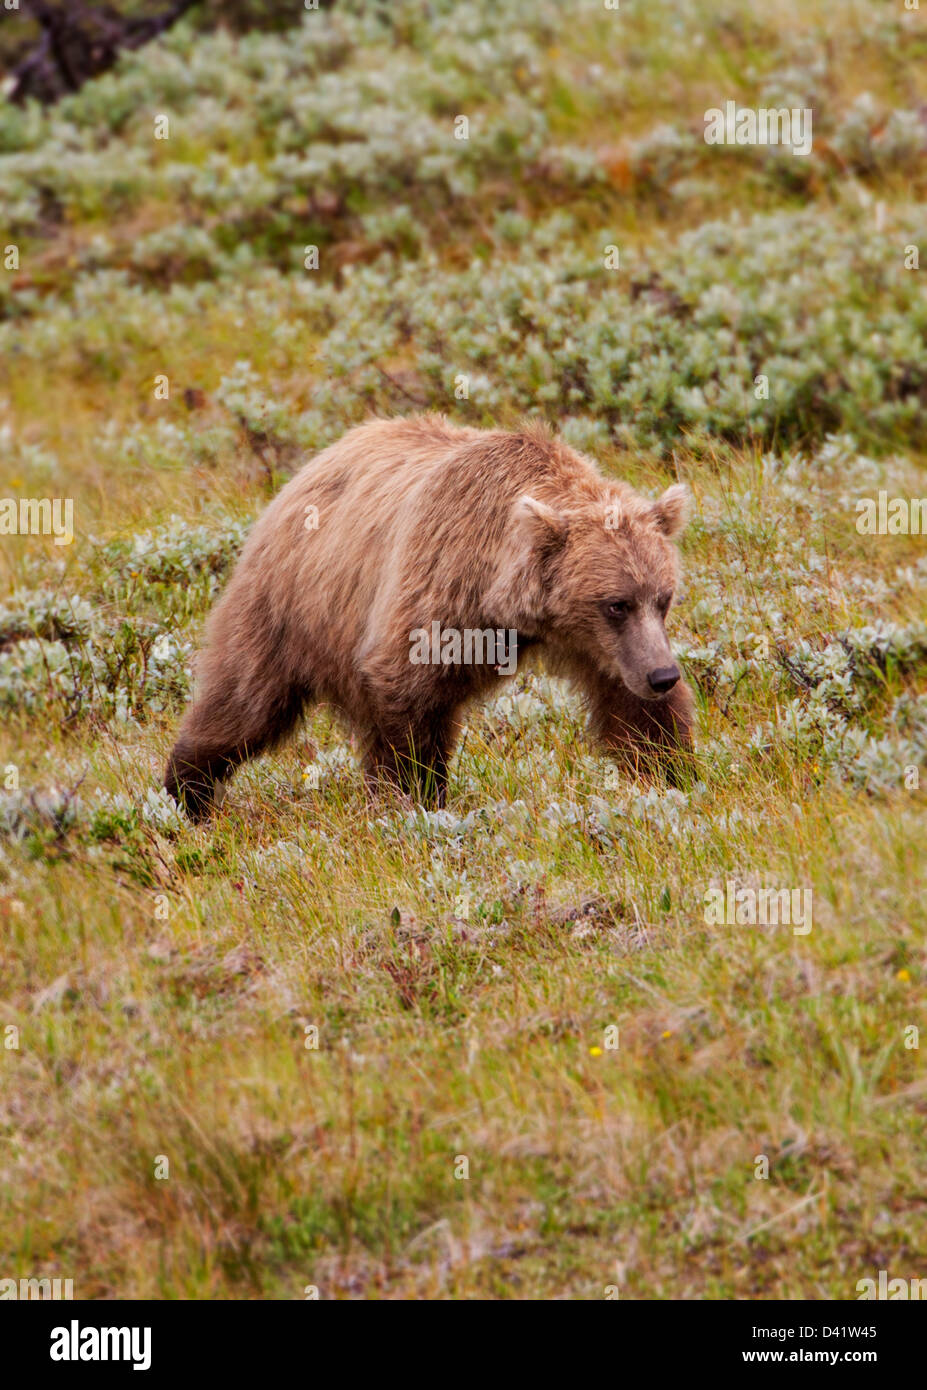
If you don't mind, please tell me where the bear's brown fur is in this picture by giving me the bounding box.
[165,415,694,819]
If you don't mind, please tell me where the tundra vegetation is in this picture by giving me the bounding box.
[0,0,925,1298]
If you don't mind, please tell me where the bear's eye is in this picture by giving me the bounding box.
[657,593,672,616]
[606,599,631,620]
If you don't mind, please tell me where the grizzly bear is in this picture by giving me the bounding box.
[165,415,694,819]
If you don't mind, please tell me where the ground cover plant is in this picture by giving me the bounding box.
[0,0,925,1299]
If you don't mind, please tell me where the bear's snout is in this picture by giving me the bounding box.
[647,665,681,695]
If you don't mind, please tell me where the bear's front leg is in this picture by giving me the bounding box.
[586,673,695,786]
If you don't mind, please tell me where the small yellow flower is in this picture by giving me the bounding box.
[589,1045,602,1056]
[661,1029,672,1039]
[897,968,911,982]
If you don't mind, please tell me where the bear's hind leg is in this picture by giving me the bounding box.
[362,712,456,808]
[165,672,307,821]
[584,672,695,786]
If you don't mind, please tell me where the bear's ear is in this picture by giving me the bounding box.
[651,483,690,539]
[512,493,570,545]
[484,494,568,627]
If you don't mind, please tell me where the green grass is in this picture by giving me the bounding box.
[0,0,925,1298]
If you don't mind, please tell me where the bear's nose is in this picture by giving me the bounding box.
[647,665,680,694]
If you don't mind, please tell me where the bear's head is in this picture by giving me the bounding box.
[489,482,690,700]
